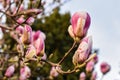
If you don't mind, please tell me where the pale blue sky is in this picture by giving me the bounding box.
[61,0,120,80]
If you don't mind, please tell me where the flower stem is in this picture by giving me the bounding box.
[58,41,77,65]
[100,74,104,80]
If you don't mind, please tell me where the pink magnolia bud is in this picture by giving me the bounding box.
[19,66,31,80]
[19,4,24,12]
[73,36,92,65]
[26,17,35,25]
[6,0,10,5]
[0,0,2,3]
[91,72,97,80]
[92,54,98,64]
[68,25,75,39]
[79,72,86,80]
[69,11,91,39]
[86,61,94,72]
[50,67,59,77]
[11,6,17,15]
[100,62,110,74]
[5,65,15,77]
[25,45,36,59]
[17,16,25,24]
[32,31,45,56]
[41,53,47,60]
[21,25,32,44]
[16,26,24,35]
[40,53,47,65]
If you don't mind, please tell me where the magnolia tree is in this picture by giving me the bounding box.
[0,0,110,80]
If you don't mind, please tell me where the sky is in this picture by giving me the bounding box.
[60,0,120,80]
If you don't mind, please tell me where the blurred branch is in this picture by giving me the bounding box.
[15,0,24,15]
[0,24,13,30]
[56,53,97,74]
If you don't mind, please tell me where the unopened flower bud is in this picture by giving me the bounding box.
[26,17,35,25]
[92,54,98,64]
[68,25,75,39]
[32,31,45,56]
[86,61,94,72]
[100,62,110,74]
[17,16,25,24]
[19,4,24,11]
[68,11,91,40]
[79,72,86,80]
[91,72,97,80]
[21,25,32,44]
[72,36,92,65]
[5,65,15,77]
[19,66,31,80]
[41,53,47,60]
[16,26,24,35]
[40,53,47,65]
[50,67,59,77]
[25,45,36,59]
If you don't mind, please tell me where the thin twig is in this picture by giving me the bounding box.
[58,41,77,64]
[15,0,24,16]
[37,0,42,8]
[100,74,104,80]
[0,24,13,30]
[41,59,58,67]
[56,53,96,74]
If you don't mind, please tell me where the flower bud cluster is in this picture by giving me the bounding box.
[16,25,45,58]
[69,12,110,80]
[14,23,46,79]
[71,11,92,65]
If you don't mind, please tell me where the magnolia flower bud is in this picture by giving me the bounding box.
[100,62,110,74]
[32,31,45,56]
[5,65,15,77]
[72,36,92,65]
[16,26,24,35]
[86,61,94,72]
[25,45,36,59]
[68,11,91,40]
[17,16,25,24]
[19,66,31,80]
[6,0,10,5]
[79,72,86,80]
[91,72,97,80]
[40,53,47,65]
[50,67,59,77]
[26,17,35,25]
[41,53,47,60]
[92,54,98,64]
[19,4,24,12]
[68,25,75,39]
[21,25,32,44]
